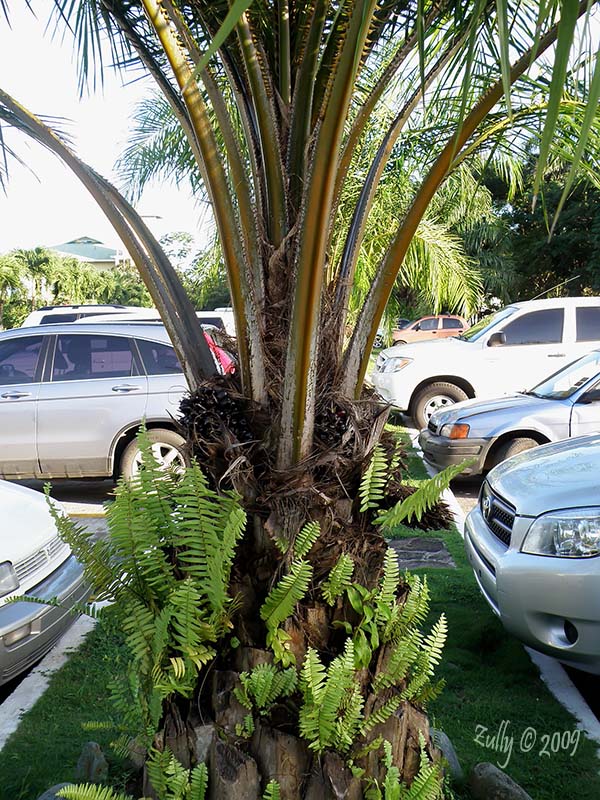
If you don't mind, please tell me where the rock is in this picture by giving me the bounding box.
[208,739,260,800]
[127,737,146,770]
[431,728,463,783]
[35,784,73,800]
[74,741,108,783]
[193,723,217,765]
[389,537,456,570]
[470,762,533,800]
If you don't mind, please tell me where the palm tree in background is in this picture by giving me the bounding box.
[12,246,55,309]
[1,0,600,794]
[0,254,23,328]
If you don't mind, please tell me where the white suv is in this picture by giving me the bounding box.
[371,297,600,428]
[21,304,150,327]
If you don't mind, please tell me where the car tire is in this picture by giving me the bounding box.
[411,382,468,429]
[120,428,190,480]
[491,437,539,467]
[394,339,407,345]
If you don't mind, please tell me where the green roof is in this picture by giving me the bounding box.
[50,236,117,263]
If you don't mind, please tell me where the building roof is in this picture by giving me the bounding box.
[50,236,117,263]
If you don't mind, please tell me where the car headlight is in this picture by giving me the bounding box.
[522,508,600,557]
[440,423,470,439]
[384,357,413,373]
[0,561,19,598]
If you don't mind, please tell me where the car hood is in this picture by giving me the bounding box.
[488,434,600,517]
[0,480,63,564]
[380,336,469,360]
[431,393,559,429]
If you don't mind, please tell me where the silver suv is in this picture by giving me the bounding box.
[0,322,194,480]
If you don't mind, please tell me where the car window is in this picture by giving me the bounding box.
[502,309,564,345]
[0,336,43,385]
[136,339,183,375]
[576,307,600,342]
[40,313,78,324]
[442,318,462,329]
[418,318,438,331]
[531,350,600,399]
[52,334,137,381]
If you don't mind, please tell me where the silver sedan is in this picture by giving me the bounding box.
[418,349,600,476]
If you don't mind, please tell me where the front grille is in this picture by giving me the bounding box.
[376,353,386,371]
[428,419,437,434]
[14,536,68,584]
[481,483,515,547]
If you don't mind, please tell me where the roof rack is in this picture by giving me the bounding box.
[37,304,128,311]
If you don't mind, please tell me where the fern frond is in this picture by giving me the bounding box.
[403,735,444,800]
[375,461,471,528]
[294,521,321,559]
[376,549,400,611]
[260,560,313,632]
[57,785,134,800]
[362,695,403,734]
[190,762,209,800]
[263,781,281,800]
[322,554,354,605]
[360,445,388,512]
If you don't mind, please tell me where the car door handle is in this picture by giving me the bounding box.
[112,384,141,393]
[547,353,566,358]
[1,390,31,399]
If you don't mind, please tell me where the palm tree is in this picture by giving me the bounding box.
[0,254,23,328]
[1,1,600,795]
[12,246,55,309]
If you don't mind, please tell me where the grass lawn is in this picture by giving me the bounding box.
[0,430,598,798]
[391,430,600,800]
[0,611,131,800]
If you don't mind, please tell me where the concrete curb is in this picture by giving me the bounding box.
[408,425,600,753]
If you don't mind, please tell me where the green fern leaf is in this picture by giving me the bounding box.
[262,780,282,800]
[57,786,134,800]
[375,461,472,528]
[260,560,313,632]
[294,521,321,559]
[322,554,355,605]
[360,445,388,512]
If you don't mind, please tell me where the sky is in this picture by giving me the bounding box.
[0,2,214,255]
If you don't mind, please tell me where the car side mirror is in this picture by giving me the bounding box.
[487,331,506,347]
[414,323,421,331]
[577,389,600,404]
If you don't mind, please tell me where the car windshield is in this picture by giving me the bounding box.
[528,350,600,400]
[458,307,517,342]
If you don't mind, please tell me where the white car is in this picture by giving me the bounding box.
[371,297,600,428]
[0,481,87,685]
[21,304,150,327]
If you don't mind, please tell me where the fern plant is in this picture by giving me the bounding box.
[375,461,471,529]
[234,663,298,736]
[260,558,313,666]
[43,430,246,747]
[360,445,389,512]
[364,737,443,800]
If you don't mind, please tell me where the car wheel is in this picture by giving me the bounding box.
[373,334,384,349]
[491,437,539,467]
[120,428,190,480]
[394,339,407,345]
[411,382,468,429]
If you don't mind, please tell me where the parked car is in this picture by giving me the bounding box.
[77,310,231,333]
[0,480,87,685]
[465,433,600,674]
[370,297,600,428]
[419,349,600,476]
[373,318,412,349]
[0,321,222,481]
[391,314,467,344]
[21,304,149,327]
